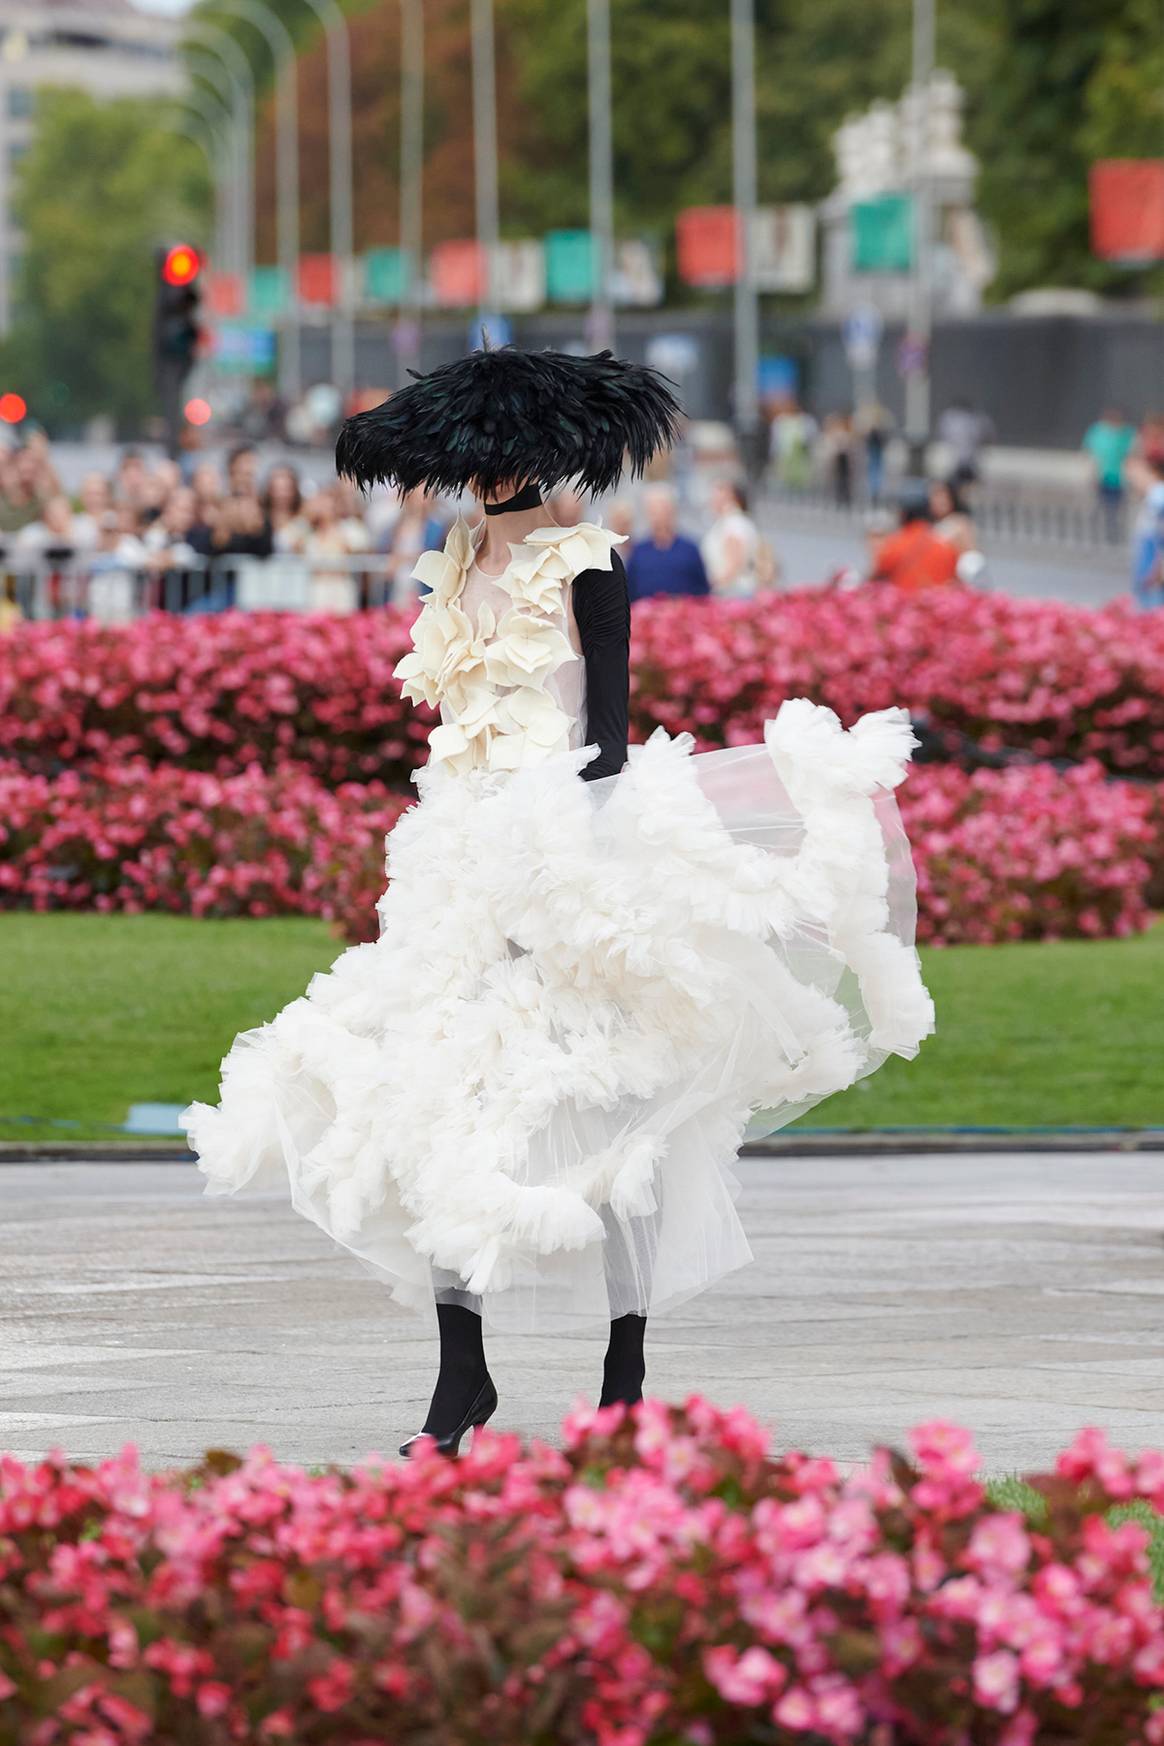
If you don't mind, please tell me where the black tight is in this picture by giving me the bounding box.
[420,1301,491,1437]
[599,1312,647,1407]
[420,1302,647,1437]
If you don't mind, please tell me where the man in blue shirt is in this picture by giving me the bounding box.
[626,484,710,602]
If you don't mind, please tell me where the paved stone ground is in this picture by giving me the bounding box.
[2,1154,1162,1472]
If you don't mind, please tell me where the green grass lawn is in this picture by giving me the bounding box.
[0,913,1161,1142]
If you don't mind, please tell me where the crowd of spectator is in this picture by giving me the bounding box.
[6,418,1160,628]
[0,438,791,625]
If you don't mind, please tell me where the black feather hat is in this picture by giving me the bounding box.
[335,346,682,498]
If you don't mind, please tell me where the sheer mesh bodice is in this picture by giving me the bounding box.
[441,555,589,754]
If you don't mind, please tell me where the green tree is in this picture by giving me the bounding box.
[970,0,1164,297]
[499,0,993,284]
[0,92,210,435]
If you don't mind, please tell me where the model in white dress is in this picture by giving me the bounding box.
[182,347,934,1451]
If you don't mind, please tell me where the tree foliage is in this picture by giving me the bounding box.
[0,92,210,434]
[970,0,1164,298]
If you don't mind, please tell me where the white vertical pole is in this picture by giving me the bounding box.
[586,0,614,352]
[399,0,424,377]
[0,63,10,336]
[905,0,935,467]
[220,0,302,401]
[731,0,760,458]
[185,29,255,290]
[298,0,356,393]
[470,0,500,332]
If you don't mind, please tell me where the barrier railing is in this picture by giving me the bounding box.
[760,480,1132,557]
[0,551,414,623]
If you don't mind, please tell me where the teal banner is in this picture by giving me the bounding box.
[851,195,914,273]
[248,265,290,319]
[364,247,410,304]
[544,229,594,302]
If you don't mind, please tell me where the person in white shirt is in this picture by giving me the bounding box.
[13,494,77,559]
[700,479,761,598]
[303,486,371,612]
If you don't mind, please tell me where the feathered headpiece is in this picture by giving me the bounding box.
[335,346,682,498]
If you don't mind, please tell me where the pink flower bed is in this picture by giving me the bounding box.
[0,758,1154,945]
[2,1402,1164,1745]
[3,591,1164,785]
[0,758,410,924]
[0,611,429,787]
[630,589,1164,776]
[897,761,1156,945]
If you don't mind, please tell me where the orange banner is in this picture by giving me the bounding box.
[430,240,486,307]
[1090,161,1164,263]
[205,272,244,319]
[676,206,739,288]
[298,254,338,307]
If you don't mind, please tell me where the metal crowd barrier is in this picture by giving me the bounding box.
[762,480,1132,555]
[0,551,417,623]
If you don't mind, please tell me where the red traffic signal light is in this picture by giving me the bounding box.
[161,244,201,288]
[0,392,27,424]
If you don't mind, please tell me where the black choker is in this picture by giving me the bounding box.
[483,483,544,516]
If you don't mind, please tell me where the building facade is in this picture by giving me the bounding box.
[0,0,181,332]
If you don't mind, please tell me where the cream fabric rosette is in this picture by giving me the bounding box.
[504,522,621,614]
[395,516,624,775]
[410,518,474,607]
[392,521,477,709]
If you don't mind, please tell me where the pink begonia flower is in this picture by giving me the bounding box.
[974,1648,1022,1712]
[5,1395,1164,1740]
[966,1512,1032,1578]
[703,1644,785,1705]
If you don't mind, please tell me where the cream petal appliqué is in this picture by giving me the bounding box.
[401,516,625,774]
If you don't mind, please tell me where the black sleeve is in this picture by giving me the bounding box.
[573,551,630,782]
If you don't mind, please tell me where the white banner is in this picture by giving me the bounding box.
[494,241,546,311]
[752,205,817,293]
[613,238,663,307]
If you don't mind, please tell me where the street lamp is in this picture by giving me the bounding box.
[905,0,936,472]
[399,0,424,378]
[167,106,231,276]
[586,0,614,352]
[470,0,500,331]
[180,57,249,286]
[215,0,303,401]
[183,27,256,288]
[731,0,761,471]
[296,0,355,394]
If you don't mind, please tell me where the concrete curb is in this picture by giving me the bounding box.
[2,1131,1162,1164]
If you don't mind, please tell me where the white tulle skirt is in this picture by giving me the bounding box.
[181,701,935,1333]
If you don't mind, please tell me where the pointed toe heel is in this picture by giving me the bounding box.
[399,1377,498,1459]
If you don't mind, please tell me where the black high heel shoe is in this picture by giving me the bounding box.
[399,1376,499,1459]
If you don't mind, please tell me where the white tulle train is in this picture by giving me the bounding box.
[181,700,935,1332]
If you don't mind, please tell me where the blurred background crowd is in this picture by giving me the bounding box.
[4,385,1164,628]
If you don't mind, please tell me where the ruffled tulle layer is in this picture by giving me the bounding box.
[181,701,934,1332]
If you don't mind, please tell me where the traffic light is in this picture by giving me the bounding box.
[153,242,203,378]
[153,243,203,456]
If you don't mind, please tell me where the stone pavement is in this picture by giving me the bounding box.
[2,1154,1162,1472]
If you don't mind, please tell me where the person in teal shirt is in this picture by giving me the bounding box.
[1083,408,1136,537]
